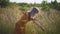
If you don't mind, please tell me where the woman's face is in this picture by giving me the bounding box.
[30,13,38,19]
[27,7,39,19]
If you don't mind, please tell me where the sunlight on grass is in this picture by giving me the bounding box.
[0,6,60,34]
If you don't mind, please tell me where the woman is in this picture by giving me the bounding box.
[15,7,45,34]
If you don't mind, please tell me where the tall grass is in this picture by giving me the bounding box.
[0,6,60,34]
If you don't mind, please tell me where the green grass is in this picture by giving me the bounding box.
[0,7,60,34]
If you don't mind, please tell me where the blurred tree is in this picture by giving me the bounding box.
[51,0,60,10]
[0,0,9,8]
[41,1,50,11]
[41,0,60,11]
[51,0,57,8]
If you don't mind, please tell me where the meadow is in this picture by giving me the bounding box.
[0,0,60,34]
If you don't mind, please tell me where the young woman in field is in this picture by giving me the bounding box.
[15,7,45,34]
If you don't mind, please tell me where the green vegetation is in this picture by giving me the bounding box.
[41,0,60,11]
[50,0,60,10]
[0,0,9,8]
[0,0,60,10]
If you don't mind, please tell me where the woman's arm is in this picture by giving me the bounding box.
[32,18,45,31]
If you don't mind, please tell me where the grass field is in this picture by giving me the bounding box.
[0,7,60,34]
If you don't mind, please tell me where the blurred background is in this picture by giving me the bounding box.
[0,0,60,34]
